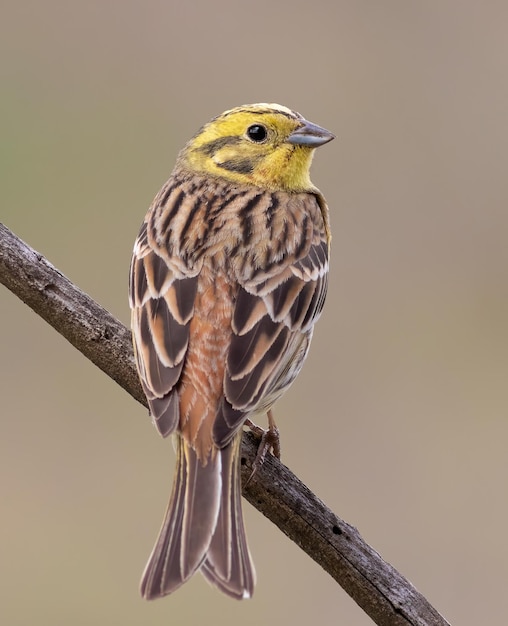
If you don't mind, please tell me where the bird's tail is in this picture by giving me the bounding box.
[201,435,256,598]
[140,434,255,600]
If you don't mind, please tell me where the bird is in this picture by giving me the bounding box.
[129,103,334,600]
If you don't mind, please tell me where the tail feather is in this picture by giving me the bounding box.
[201,435,256,599]
[140,433,255,599]
[140,437,221,599]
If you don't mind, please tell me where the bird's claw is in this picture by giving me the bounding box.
[244,411,280,485]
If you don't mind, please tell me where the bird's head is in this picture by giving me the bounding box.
[178,103,334,192]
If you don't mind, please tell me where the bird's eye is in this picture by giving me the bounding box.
[246,124,268,143]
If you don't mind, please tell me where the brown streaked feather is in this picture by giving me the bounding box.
[269,274,306,321]
[146,298,189,367]
[145,251,175,297]
[140,437,221,599]
[225,326,291,409]
[288,281,318,329]
[129,255,148,308]
[131,172,329,446]
[131,167,330,600]
[147,393,179,437]
[201,434,256,599]
[165,277,199,324]
[231,288,268,335]
[129,208,199,437]
[222,189,329,420]
[212,398,245,447]
[227,315,285,379]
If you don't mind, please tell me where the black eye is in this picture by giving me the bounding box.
[246,124,268,142]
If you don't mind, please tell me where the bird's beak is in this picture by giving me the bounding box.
[287,119,335,147]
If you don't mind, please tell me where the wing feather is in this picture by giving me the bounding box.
[216,192,329,447]
[225,326,290,408]
[130,220,198,438]
[231,289,268,335]
[146,298,189,367]
[227,317,285,380]
[288,281,317,329]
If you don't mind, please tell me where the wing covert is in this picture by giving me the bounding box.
[129,221,198,437]
[215,192,330,447]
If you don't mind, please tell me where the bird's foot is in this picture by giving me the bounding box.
[244,410,280,484]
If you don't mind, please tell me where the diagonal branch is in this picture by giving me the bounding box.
[0,223,450,626]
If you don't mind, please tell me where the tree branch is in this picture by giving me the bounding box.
[0,223,450,626]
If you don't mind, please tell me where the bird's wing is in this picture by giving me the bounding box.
[214,192,330,446]
[129,219,198,437]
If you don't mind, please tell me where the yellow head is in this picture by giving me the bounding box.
[177,103,334,192]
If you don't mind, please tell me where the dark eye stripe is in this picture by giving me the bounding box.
[198,136,242,156]
[217,158,257,174]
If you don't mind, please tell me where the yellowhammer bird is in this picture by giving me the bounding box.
[129,103,334,600]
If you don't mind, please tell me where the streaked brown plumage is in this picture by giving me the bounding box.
[129,103,333,599]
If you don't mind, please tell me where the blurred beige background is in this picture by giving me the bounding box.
[1,1,507,624]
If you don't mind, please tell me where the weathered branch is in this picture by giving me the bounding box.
[0,222,450,626]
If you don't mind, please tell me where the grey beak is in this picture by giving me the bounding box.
[287,119,335,147]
